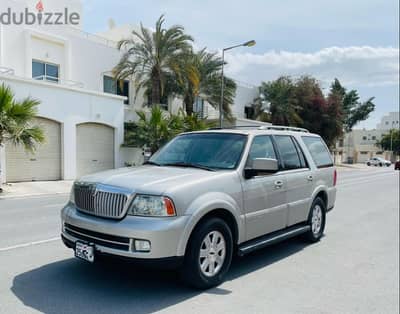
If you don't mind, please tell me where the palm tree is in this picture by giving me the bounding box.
[124,106,182,153]
[113,15,193,105]
[177,49,237,118]
[0,83,45,187]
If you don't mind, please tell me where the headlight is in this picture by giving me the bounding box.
[127,195,176,217]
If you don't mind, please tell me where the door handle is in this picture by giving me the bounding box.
[307,175,313,182]
[274,180,283,188]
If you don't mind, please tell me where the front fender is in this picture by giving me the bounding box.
[176,192,245,256]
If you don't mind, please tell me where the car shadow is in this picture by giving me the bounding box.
[11,238,309,314]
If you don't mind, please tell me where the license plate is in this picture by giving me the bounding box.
[75,241,95,263]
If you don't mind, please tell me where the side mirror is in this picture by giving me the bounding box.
[244,158,279,179]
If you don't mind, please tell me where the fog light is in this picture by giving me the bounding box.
[134,240,151,252]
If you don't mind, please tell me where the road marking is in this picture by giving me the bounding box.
[0,237,59,252]
[339,173,397,188]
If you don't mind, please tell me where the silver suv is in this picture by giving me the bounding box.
[61,126,337,288]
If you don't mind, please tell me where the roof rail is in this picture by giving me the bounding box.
[208,125,309,133]
[259,125,309,133]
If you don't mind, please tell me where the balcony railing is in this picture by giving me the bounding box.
[0,66,15,75]
[33,75,84,88]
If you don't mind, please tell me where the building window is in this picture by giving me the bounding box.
[244,106,255,119]
[385,121,389,125]
[362,136,367,140]
[103,75,129,104]
[360,151,368,155]
[372,136,376,140]
[32,60,59,82]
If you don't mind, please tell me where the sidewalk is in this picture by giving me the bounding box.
[335,163,370,170]
[0,180,73,199]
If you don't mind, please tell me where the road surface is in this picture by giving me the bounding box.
[0,167,398,314]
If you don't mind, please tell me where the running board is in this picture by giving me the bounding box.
[238,224,310,256]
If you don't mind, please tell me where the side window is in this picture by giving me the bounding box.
[302,136,333,168]
[292,137,308,168]
[246,136,277,167]
[274,135,302,170]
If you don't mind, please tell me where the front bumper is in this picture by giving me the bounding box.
[61,203,190,260]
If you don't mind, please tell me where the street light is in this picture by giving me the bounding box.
[219,40,256,128]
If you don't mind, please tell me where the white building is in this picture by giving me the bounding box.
[335,112,399,163]
[0,0,128,182]
[0,0,261,183]
[376,112,400,130]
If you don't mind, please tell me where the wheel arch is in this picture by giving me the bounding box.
[177,195,244,257]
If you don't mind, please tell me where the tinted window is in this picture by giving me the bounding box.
[45,64,59,82]
[103,75,129,104]
[302,136,333,168]
[150,133,247,170]
[32,60,59,82]
[274,135,302,170]
[247,136,277,167]
[292,137,308,168]
[32,61,45,78]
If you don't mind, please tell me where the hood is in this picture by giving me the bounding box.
[78,165,226,195]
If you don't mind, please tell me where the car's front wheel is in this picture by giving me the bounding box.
[304,197,326,242]
[180,217,233,289]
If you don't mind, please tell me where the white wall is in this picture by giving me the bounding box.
[0,74,125,180]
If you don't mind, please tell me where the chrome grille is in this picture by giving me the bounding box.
[74,182,131,219]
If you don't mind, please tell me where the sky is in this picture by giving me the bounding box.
[82,0,399,129]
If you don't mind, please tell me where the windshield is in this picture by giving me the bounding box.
[149,133,247,170]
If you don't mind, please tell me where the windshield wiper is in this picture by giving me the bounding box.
[143,161,161,166]
[163,162,216,172]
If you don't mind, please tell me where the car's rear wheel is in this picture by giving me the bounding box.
[304,197,326,242]
[379,162,383,167]
[367,162,371,166]
[179,217,233,289]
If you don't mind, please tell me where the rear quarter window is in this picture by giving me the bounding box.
[302,136,333,168]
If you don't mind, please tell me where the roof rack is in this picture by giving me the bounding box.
[259,125,309,133]
[208,125,309,133]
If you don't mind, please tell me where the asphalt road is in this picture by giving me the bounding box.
[0,167,399,314]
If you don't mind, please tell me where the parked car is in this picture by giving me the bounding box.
[365,157,391,167]
[395,160,400,170]
[61,126,337,289]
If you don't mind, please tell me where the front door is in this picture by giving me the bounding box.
[241,135,288,240]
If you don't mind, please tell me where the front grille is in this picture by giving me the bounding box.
[74,182,130,219]
[64,223,130,251]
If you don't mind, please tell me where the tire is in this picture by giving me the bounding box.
[379,163,383,167]
[304,197,326,242]
[367,162,371,166]
[179,217,233,289]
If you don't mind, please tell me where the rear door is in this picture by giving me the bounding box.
[242,135,288,240]
[273,135,314,226]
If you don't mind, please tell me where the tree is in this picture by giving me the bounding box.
[0,83,45,187]
[377,129,400,155]
[124,106,210,154]
[113,15,193,105]
[259,76,302,126]
[177,49,236,119]
[330,79,375,132]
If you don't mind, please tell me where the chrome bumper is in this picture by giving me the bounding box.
[61,203,190,259]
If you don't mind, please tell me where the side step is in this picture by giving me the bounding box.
[238,224,310,256]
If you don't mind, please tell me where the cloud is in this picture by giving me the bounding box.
[224,46,399,88]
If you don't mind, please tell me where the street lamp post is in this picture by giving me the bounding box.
[219,40,256,128]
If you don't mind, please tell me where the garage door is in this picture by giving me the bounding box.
[76,123,114,177]
[5,117,62,182]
